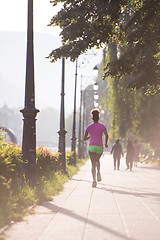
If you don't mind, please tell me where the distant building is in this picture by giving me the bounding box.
[0,105,59,148]
[0,104,22,144]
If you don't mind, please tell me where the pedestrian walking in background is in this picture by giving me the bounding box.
[83,109,108,188]
[133,139,140,167]
[126,138,134,171]
[110,139,123,170]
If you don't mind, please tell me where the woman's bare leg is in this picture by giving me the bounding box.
[96,153,102,173]
[89,151,97,181]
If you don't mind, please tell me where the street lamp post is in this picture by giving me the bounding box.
[93,65,99,109]
[58,57,67,172]
[78,75,82,159]
[79,65,99,158]
[71,58,78,164]
[20,0,39,186]
[93,88,99,108]
[81,89,86,159]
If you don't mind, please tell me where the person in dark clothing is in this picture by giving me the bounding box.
[111,139,123,170]
[126,138,134,171]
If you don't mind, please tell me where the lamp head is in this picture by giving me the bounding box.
[93,82,99,91]
[93,65,99,76]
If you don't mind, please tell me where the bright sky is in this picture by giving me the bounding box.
[0,0,103,116]
[0,0,61,36]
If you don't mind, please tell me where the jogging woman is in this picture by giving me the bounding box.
[83,109,108,187]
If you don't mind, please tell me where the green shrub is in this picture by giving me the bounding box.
[0,134,86,229]
[0,137,21,190]
[36,146,60,177]
[0,176,11,205]
[0,184,37,227]
[66,151,78,165]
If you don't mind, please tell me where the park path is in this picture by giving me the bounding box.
[2,152,160,240]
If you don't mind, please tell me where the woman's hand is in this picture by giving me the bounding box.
[83,130,90,141]
[85,136,90,140]
[105,143,108,148]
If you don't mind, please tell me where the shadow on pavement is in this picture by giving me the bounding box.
[138,165,160,171]
[96,184,160,200]
[71,177,92,184]
[41,201,134,240]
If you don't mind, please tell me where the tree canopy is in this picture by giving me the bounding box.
[48,0,127,60]
[106,0,160,91]
[49,0,160,90]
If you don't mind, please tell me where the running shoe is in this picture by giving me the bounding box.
[97,172,102,182]
[92,181,97,188]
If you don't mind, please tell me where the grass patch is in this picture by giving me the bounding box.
[66,158,86,176]
[36,171,68,202]
[0,184,37,227]
[0,156,87,230]
[36,158,87,203]
[0,135,87,230]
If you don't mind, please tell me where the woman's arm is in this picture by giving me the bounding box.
[83,130,90,141]
[110,145,114,154]
[103,128,108,148]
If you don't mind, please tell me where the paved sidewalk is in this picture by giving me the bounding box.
[2,153,160,240]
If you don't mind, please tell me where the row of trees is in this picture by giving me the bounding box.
[101,43,160,155]
[49,0,160,90]
[48,0,160,154]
